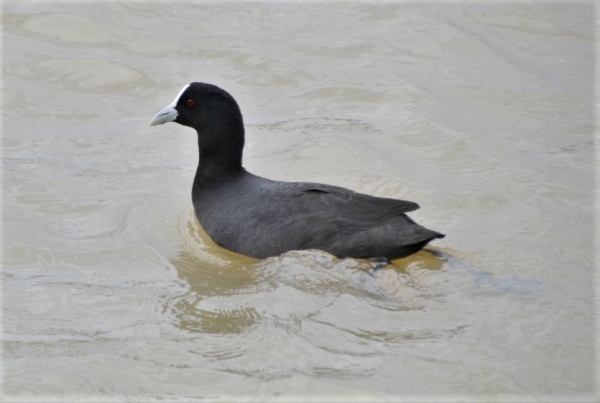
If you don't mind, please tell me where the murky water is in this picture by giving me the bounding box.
[3,2,595,401]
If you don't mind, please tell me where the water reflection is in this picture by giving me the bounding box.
[168,213,262,334]
[168,212,451,336]
[5,1,593,396]
[163,215,473,382]
[168,252,262,334]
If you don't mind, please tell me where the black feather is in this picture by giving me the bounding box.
[152,82,444,260]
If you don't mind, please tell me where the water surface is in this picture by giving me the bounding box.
[3,2,595,401]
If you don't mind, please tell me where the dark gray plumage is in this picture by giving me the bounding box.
[150,82,444,260]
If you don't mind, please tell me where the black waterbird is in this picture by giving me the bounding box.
[150,82,444,261]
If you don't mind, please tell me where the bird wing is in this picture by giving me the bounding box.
[267,181,432,255]
[209,175,437,259]
[289,182,420,216]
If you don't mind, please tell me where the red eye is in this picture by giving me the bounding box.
[186,99,195,107]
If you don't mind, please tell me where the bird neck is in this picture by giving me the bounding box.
[194,126,245,185]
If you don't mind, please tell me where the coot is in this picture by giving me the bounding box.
[150,82,444,260]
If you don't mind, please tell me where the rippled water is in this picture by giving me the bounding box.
[3,2,595,401]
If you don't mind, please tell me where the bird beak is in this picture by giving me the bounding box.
[149,104,178,126]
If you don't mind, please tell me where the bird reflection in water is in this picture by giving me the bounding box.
[166,212,448,335]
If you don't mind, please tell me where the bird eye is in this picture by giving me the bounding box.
[186,99,195,107]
